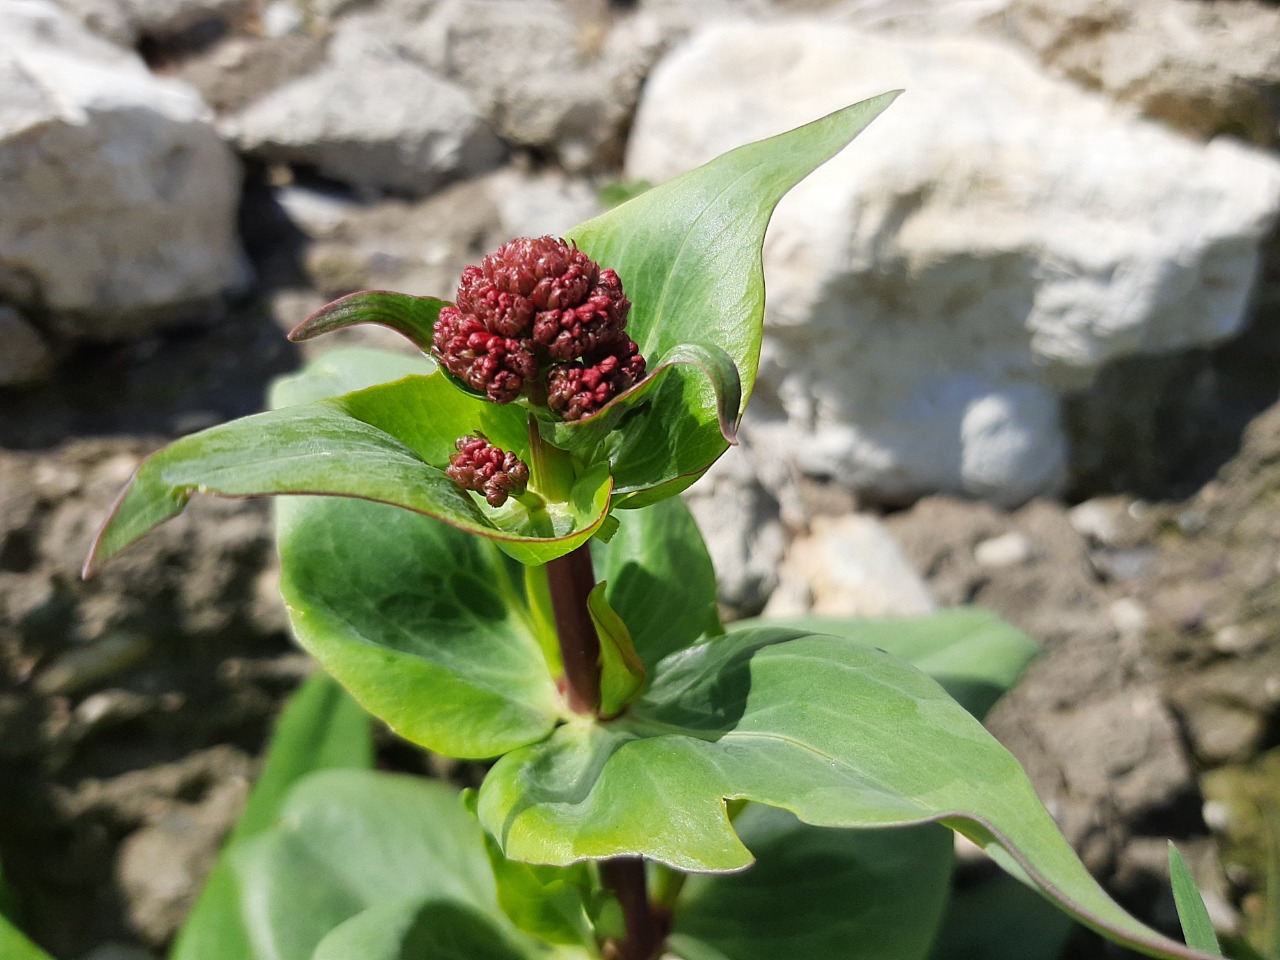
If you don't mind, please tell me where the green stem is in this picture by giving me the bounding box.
[527,415,575,503]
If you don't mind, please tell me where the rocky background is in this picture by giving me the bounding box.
[2,0,1280,957]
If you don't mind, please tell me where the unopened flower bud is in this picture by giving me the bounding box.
[446,434,530,507]
[546,336,647,421]
[431,236,643,418]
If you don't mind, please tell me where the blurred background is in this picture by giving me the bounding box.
[2,0,1279,957]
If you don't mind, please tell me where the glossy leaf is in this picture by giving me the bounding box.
[591,495,722,671]
[1170,843,1222,955]
[288,290,448,352]
[277,496,563,758]
[86,374,612,574]
[231,770,500,960]
[566,93,899,500]
[171,672,373,960]
[477,628,1214,960]
[588,584,645,718]
[736,608,1039,721]
[671,807,951,960]
[270,347,435,408]
[311,898,548,960]
[464,792,596,949]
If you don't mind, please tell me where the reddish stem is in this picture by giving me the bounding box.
[545,543,601,715]
[600,857,667,960]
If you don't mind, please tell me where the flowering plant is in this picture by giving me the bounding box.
[30,94,1225,960]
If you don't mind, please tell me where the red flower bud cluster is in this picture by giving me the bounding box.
[432,237,646,419]
[446,435,530,507]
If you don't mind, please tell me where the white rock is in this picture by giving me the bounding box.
[982,0,1280,144]
[682,444,786,613]
[763,513,934,618]
[0,1,250,340]
[0,305,54,386]
[974,530,1032,568]
[488,168,602,240]
[406,0,666,170]
[226,44,504,196]
[627,23,1280,506]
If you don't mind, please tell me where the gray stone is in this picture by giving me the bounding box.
[0,1,250,340]
[982,0,1280,146]
[405,0,666,170]
[682,444,785,614]
[627,22,1280,507]
[225,47,504,196]
[763,513,935,618]
[0,305,54,386]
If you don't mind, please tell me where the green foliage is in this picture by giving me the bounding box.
[87,94,1220,960]
[170,672,373,960]
[1170,843,1223,956]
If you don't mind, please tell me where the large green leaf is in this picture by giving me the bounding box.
[670,807,952,960]
[311,898,548,960]
[566,93,899,502]
[929,873,1075,960]
[277,495,563,758]
[171,672,373,960]
[591,495,722,671]
[271,347,435,408]
[231,770,501,960]
[86,373,612,574]
[476,628,1214,960]
[736,608,1039,721]
[0,919,54,960]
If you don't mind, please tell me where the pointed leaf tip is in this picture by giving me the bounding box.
[288,290,450,352]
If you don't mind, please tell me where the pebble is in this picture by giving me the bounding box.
[974,531,1032,568]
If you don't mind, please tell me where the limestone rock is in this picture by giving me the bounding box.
[225,34,504,196]
[0,305,54,386]
[627,22,1280,506]
[406,0,666,170]
[682,445,785,615]
[763,513,935,618]
[52,0,251,45]
[982,0,1280,146]
[0,1,250,340]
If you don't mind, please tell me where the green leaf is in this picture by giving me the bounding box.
[277,496,563,758]
[270,348,436,408]
[0,918,54,960]
[929,873,1075,960]
[464,791,595,949]
[736,608,1039,721]
[232,770,500,960]
[670,806,952,960]
[171,672,373,960]
[1169,843,1223,955]
[311,898,547,960]
[0,860,53,960]
[566,93,899,501]
[287,291,449,352]
[588,584,646,719]
[591,495,722,671]
[85,374,612,575]
[477,628,1214,960]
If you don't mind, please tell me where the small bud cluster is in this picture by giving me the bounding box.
[432,237,646,420]
[446,435,530,507]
